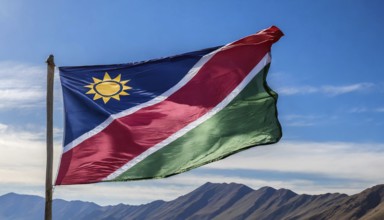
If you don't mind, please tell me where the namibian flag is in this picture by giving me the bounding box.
[55,26,283,185]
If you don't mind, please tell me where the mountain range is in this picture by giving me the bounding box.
[1,182,383,220]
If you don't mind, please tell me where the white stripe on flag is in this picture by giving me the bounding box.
[103,53,271,181]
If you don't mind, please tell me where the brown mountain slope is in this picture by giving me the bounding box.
[308,184,384,220]
[213,186,347,220]
[361,202,384,220]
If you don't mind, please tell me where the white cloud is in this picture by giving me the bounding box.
[349,107,368,113]
[349,107,384,113]
[0,123,7,131]
[0,123,62,187]
[277,86,318,95]
[0,62,46,109]
[321,83,374,96]
[281,114,322,127]
[0,89,45,109]
[206,141,384,183]
[277,83,374,96]
[0,62,63,110]
[0,126,44,185]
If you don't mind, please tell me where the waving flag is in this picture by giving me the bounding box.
[56,26,283,185]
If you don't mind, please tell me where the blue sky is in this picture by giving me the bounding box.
[0,0,384,205]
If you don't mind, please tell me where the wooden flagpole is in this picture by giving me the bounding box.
[45,55,55,220]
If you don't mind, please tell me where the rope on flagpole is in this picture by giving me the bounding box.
[45,54,55,220]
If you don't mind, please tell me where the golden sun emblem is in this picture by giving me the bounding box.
[85,72,132,104]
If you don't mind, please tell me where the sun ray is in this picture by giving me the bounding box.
[86,90,96,94]
[111,95,120,100]
[102,97,110,103]
[92,78,102,83]
[103,72,112,81]
[113,74,121,82]
[93,93,102,100]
